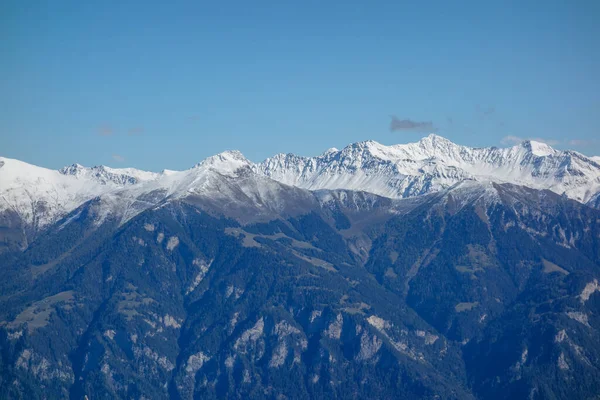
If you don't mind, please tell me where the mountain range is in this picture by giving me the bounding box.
[2,134,599,240]
[1,135,599,399]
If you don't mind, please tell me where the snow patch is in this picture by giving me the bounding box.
[526,140,555,157]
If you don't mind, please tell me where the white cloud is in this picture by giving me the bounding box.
[568,139,597,147]
[501,136,560,146]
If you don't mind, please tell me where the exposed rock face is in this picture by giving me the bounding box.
[324,314,343,339]
[579,279,599,303]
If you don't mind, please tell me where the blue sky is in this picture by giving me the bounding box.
[2,1,599,171]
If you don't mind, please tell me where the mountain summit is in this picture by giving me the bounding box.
[1,135,599,236]
[256,134,600,203]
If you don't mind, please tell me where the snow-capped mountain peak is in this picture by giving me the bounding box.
[59,163,86,175]
[519,140,556,157]
[321,147,339,156]
[2,135,599,236]
[195,150,252,175]
[256,135,600,203]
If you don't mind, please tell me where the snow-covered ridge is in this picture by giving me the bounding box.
[0,150,301,231]
[59,163,161,185]
[1,135,599,232]
[256,134,600,203]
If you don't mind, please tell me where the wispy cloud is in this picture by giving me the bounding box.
[568,139,597,147]
[389,116,436,132]
[501,135,523,145]
[112,154,125,162]
[501,135,560,146]
[128,127,144,136]
[534,138,561,145]
[98,125,114,136]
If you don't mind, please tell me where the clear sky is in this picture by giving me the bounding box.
[2,1,599,171]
